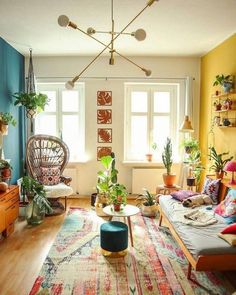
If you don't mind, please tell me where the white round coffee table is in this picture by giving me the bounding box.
[103,204,140,247]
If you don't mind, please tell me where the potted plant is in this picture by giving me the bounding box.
[136,188,157,217]
[162,137,176,187]
[181,137,199,154]
[21,176,52,225]
[13,92,49,118]
[213,74,234,93]
[0,159,12,180]
[213,99,222,111]
[208,147,233,179]
[187,149,204,189]
[0,112,16,135]
[109,183,128,211]
[145,142,157,162]
[96,154,118,215]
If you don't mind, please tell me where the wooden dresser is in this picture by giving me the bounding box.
[0,185,19,237]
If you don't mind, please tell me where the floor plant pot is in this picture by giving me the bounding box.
[163,173,176,187]
[141,204,157,217]
[26,202,45,225]
[95,194,108,216]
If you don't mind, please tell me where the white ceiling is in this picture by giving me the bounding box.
[0,0,236,57]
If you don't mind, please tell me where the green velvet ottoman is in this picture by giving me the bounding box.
[100,221,128,257]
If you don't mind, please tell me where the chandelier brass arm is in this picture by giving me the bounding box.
[58,0,159,89]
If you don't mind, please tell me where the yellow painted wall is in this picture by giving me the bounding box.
[200,33,236,174]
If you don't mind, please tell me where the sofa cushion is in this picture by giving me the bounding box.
[170,190,199,201]
[221,223,236,235]
[201,177,221,203]
[40,166,61,186]
[214,189,236,224]
[218,233,236,246]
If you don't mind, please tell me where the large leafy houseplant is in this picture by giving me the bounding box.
[21,176,52,224]
[208,147,233,178]
[162,137,176,187]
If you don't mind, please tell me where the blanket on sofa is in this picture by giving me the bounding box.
[172,203,217,226]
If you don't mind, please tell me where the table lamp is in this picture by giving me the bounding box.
[224,160,236,185]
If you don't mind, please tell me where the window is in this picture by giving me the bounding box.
[35,83,85,162]
[124,81,186,162]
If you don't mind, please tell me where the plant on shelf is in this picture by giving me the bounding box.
[145,142,157,162]
[213,99,222,111]
[162,137,176,187]
[136,188,157,217]
[213,74,234,93]
[13,92,49,118]
[0,159,12,180]
[208,147,233,179]
[21,176,52,225]
[0,112,16,135]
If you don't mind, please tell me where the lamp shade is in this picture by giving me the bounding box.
[224,160,236,185]
[179,115,194,133]
[224,161,236,172]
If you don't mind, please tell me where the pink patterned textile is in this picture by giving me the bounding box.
[40,166,60,186]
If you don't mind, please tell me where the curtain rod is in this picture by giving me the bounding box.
[34,76,193,81]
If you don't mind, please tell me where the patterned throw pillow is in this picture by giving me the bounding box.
[40,166,61,186]
[214,189,236,224]
[201,177,221,203]
[170,190,199,202]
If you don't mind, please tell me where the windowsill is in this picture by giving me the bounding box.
[122,161,165,168]
[122,160,181,168]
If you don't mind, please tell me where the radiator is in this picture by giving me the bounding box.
[64,168,78,195]
[132,168,166,195]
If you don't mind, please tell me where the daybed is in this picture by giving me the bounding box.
[158,183,236,279]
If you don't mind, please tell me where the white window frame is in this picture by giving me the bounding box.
[35,82,85,162]
[124,80,186,162]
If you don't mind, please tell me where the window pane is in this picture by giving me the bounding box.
[35,115,57,136]
[153,116,170,152]
[62,91,79,112]
[131,92,147,112]
[41,91,56,112]
[62,115,79,161]
[154,92,170,113]
[131,116,147,156]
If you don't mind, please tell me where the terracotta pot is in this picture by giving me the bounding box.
[113,203,121,212]
[1,168,11,179]
[216,171,224,179]
[0,122,8,135]
[162,173,176,187]
[145,153,153,162]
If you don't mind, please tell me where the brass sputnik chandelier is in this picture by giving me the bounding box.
[58,0,159,89]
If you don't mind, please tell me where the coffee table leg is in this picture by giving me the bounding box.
[127,216,134,247]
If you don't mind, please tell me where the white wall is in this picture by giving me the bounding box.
[29,56,200,195]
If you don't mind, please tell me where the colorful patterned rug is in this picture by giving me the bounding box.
[30,208,234,295]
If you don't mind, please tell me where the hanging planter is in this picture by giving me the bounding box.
[26,108,37,119]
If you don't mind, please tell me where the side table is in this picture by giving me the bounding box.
[156,184,182,195]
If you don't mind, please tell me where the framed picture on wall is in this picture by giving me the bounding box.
[97,91,112,106]
[97,146,112,161]
[97,109,112,124]
[97,128,112,143]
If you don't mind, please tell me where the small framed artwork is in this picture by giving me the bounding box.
[97,91,112,106]
[97,109,112,124]
[98,128,112,143]
[97,147,112,161]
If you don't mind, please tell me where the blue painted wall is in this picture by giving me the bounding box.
[0,37,25,183]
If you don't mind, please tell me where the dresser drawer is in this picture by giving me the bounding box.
[0,187,19,209]
[5,202,19,226]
